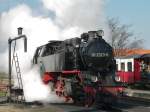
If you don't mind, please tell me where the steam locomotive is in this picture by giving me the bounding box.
[33,30,121,106]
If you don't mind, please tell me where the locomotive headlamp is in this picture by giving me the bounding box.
[18,27,23,36]
[75,45,79,48]
[96,30,104,37]
[91,76,98,82]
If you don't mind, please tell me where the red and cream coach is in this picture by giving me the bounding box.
[115,54,150,85]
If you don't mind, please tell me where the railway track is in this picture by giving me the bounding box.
[0,93,150,112]
[109,96,150,112]
[119,96,150,105]
[93,96,150,112]
[0,97,149,111]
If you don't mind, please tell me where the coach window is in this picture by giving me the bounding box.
[121,62,125,71]
[127,62,132,72]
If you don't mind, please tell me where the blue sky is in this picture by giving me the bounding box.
[0,0,150,48]
[106,0,150,48]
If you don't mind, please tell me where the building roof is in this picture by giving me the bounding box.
[114,49,150,57]
[115,54,143,59]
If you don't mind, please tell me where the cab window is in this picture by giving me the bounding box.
[33,47,42,64]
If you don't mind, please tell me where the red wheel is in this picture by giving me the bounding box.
[85,93,94,107]
[84,86,96,107]
[55,80,64,97]
[54,80,72,102]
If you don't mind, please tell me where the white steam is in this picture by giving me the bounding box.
[0,0,109,102]
[42,0,110,38]
[23,66,65,103]
[43,0,105,29]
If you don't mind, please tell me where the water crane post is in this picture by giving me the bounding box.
[8,27,27,103]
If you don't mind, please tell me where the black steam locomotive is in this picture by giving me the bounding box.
[33,30,120,106]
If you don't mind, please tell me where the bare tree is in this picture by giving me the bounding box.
[108,18,143,49]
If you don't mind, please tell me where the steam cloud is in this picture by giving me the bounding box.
[0,0,109,102]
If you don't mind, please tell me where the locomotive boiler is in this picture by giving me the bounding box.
[33,30,121,106]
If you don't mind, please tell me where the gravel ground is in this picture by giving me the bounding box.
[0,98,150,112]
[0,102,150,112]
[0,104,63,112]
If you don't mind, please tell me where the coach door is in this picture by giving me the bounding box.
[116,59,134,84]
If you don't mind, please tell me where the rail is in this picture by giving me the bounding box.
[119,95,150,106]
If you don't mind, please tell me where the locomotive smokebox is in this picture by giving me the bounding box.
[80,30,113,71]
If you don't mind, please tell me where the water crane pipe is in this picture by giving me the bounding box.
[8,27,27,103]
